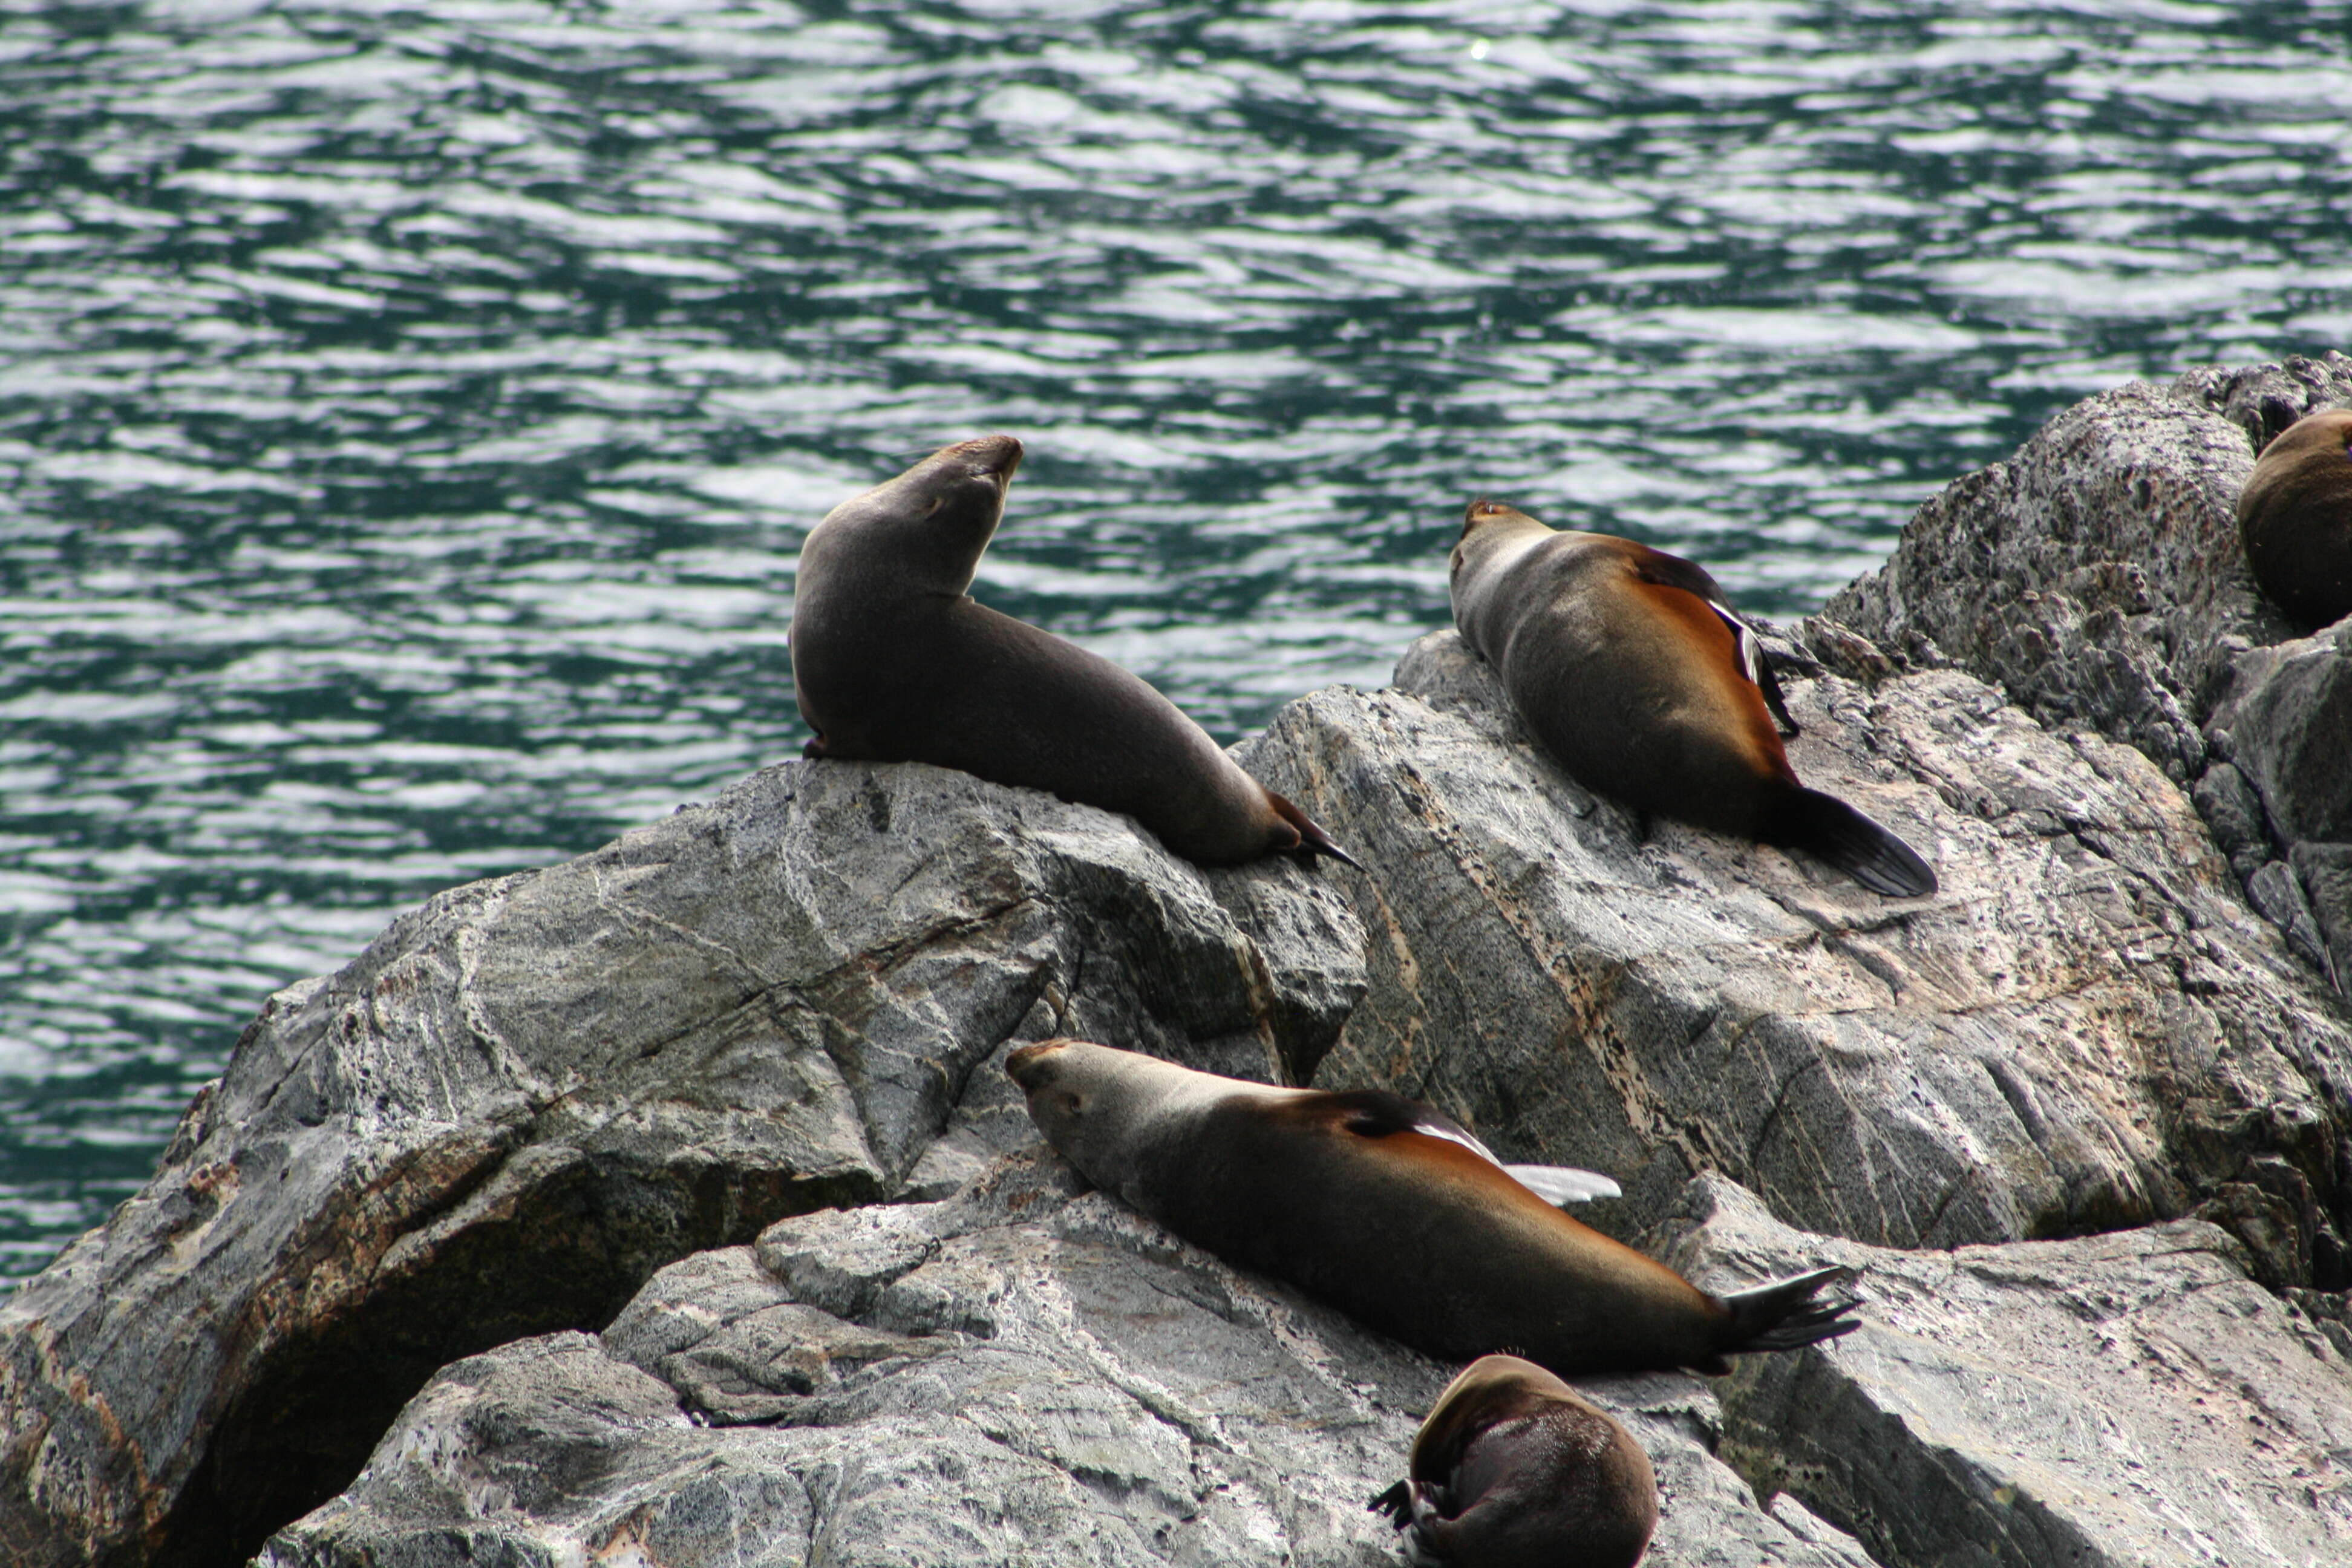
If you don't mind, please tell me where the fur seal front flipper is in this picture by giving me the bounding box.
[1371,1354,1659,1568]
[790,435,1356,868]
[1449,499,1935,897]
[1008,1039,1861,1377]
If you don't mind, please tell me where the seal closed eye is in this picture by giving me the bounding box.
[1371,1354,1659,1568]
[790,434,1355,869]
[1007,1038,1860,1378]
[1449,498,1936,898]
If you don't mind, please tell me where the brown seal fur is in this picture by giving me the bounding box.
[791,436,1353,867]
[1371,1354,1659,1568]
[2238,408,2352,630]
[1006,1039,1858,1376]
[1449,500,1935,897]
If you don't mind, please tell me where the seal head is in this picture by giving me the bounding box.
[2238,408,2352,630]
[1008,1039,1860,1377]
[1449,500,1935,897]
[791,437,1354,867]
[1370,1354,1659,1568]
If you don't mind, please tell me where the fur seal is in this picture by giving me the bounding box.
[791,435,1354,867]
[1371,1354,1659,1568]
[1449,500,1936,897]
[2238,407,2352,630]
[1007,1038,1859,1376]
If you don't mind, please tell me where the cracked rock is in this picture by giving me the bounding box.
[0,761,1363,1568]
[1659,1175,2352,1568]
[257,1154,1881,1568]
[1241,629,2352,1289]
[1829,354,2352,997]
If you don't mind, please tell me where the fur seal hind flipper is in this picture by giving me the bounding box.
[1367,1481,1411,1524]
[1268,789,1360,868]
[1769,788,1938,898]
[1717,1264,1861,1354]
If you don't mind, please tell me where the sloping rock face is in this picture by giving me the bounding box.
[0,763,1361,1568]
[1828,353,2352,991]
[1244,629,2352,1290]
[1659,1175,2352,1568]
[257,1153,1880,1568]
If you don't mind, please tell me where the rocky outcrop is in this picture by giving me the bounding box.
[0,763,1361,1568]
[1828,351,2352,991]
[1247,629,2352,1289]
[6,361,2352,1568]
[1665,1176,2352,1568]
[257,1154,1883,1568]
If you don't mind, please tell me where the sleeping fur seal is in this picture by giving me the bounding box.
[791,435,1353,867]
[2238,407,2352,630]
[1007,1038,1859,1376]
[1449,500,1936,897]
[1371,1354,1659,1568]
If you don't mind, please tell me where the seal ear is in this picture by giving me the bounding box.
[1461,496,1518,535]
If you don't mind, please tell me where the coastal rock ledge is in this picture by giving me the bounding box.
[5,362,2351,1568]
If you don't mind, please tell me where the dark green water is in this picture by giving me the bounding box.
[3,0,2348,1284]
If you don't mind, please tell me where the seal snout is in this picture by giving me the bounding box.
[946,433,1024,485]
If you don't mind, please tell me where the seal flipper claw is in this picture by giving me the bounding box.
[1716,1264,1861,1354]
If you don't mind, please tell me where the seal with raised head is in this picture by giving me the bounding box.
[1449,500,1936,897]
[791,435,1354,867]
[1371,1354,1659,1568]
[1007,1038,1859,1376]
[2238,407,2352,630]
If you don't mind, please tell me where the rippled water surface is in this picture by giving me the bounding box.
[4,0,2349,1282]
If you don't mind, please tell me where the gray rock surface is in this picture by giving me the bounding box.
[1244,629,2352,1289]
[258,1153,1880,1568]
[1828,353,2352,995]
[1659,1175,2352,1568]
[0,762,1361,1568]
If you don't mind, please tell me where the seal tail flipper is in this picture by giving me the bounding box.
[1368,1481,1412,1527]
[1772,788,1936,897]
[1502,1164,1622,1205]
[1269,790,1362,869]
[1716,1264,1861,1354]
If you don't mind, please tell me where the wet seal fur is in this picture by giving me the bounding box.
[1449,499,1936,897]
[2238,407,2352,630]
[1371,1354,1658,1568]
[791,435,1354,867]
[1007,1038,1860,1376]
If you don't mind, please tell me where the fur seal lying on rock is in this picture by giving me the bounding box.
[1449,499,1936,897]
[791,435,1355,867]
[1007,1038,1860,1376]
[2238,407,2352,630]
[1371,1354,1659,1568]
